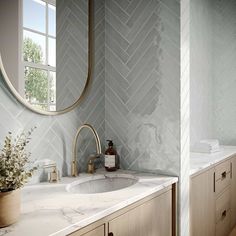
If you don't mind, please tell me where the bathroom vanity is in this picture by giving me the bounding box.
[0,170,177,236]
[69,185,173,236]
[190,146,236,236]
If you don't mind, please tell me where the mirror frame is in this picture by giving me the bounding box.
[0,0,93,116]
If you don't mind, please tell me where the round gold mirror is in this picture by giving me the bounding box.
[0,0,93,115]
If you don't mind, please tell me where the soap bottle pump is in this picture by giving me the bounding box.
[105,140,118,172]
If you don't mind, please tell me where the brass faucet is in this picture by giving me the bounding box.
[72,124,102,176]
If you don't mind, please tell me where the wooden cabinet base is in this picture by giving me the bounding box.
[190,168,215,236]
[108,190,172,236]
[190,156,236,236]
[69,225,105,236]
[68,185,175,236]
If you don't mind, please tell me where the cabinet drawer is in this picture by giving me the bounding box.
[216,209,231,236]
[215,172,231,195]
[216,188,230,223]
[69,225,105,236]
[215,160,231,181]
[215,161,231,195]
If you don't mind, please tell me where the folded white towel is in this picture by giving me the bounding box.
[200,139,219,147]
[191,139,220,153]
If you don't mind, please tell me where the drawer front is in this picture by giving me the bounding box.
[216,188,231,223]
[215,172,231,195]
[215,160,231,181]
[216,209,231,236]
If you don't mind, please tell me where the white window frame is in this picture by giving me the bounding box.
[19,0,56,111]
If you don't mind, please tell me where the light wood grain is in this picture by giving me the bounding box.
[215,160,231,196]
[216,209,231,236]
[215,187,230,224]
[67,186,174,236]
[215,173,231,196]
[69,225,105,236]
[229,225,236,236]
[215,160,231,181]
[231,156,236,229]
[108,190,172,236]
[190,168,215,236]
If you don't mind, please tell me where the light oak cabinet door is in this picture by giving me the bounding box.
[231,156,236,229]
[69,225,105,236]
[108,190,172,236]
[190,168,215,236]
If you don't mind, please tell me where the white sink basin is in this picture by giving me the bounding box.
[66,174,138,194]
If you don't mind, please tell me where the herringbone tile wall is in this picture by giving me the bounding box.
[0,0,105,178]
[105,0,181,175]
[0,0,183,177]
[56,0,88,110]
[1,1,189,234]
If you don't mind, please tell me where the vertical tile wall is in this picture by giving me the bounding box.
[213,0,236,145]
[180,0,190,235]
[190,0,214,146]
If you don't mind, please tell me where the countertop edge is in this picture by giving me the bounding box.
[190,146,236,177]
[51,177,178,236]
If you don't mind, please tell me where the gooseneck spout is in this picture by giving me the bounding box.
[72,124,101,176]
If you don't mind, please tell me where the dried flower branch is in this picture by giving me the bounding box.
[0,127,37,192]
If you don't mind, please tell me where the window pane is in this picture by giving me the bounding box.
[49,71,56,106]
[24,66,48,106]
[48,4,56,37]
[48,38,56,67]
[23,30,46,64]
[23,0,46,33]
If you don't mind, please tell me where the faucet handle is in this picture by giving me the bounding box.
[87,159,95,174]
[48,166,60,183]
[87,154,102,174]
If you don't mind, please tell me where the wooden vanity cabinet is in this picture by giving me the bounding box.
[69,225,105,236]
[230,155,236,229]
[190,158,235,236]
[68,185,175,236]
[108,190,172,236]
[190,168,215,236]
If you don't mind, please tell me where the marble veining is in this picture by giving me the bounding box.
[190,145,236,176]
[0,169,177,236]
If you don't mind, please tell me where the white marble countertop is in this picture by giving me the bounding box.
[0,169,177,236]
[190,146,236,176]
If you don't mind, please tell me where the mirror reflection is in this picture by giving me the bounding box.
[0,0,88,112]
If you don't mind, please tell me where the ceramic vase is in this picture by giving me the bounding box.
[0,189,20,227]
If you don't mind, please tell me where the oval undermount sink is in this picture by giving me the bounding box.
[66,174,138,194]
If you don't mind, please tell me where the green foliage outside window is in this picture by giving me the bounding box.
[23,38,48,107]
[23,38,56,110]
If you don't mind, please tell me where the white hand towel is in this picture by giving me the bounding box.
[191,139,220,153]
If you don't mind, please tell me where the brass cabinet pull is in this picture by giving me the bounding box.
[221,171,227,179]
[222,210,227,219]
[108,233,114,236]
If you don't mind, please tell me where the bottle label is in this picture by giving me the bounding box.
[105,155,116,168]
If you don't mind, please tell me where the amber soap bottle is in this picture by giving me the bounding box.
[105,140,118,171]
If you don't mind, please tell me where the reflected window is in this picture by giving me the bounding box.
[22,0,56,111]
